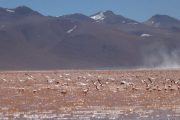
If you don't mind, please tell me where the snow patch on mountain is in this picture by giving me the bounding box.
[6,9,15,13]
[91,12,105,21]
[67,25,77,34]
[141,34,152,37]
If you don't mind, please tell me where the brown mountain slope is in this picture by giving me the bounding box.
[0,6,180,69]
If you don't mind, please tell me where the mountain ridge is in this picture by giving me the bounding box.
[0,6,180,69]
[1,6,180,23]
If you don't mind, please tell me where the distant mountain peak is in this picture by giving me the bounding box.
[90,10,115,21]
[103,10,115,16]
[152,14,169,18]
[90,11,106,21]
[90,10,138,25]
[144,14,180,32]
[15,6,32,10]
[15,6,41,16]
[145,14,180,29]
[0,6,42,16]
[152,14,179,22]
[62,13,93,22]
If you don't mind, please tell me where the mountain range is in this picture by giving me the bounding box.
[0,6,180,69]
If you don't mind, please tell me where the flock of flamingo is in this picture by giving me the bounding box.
[7,72,179,97]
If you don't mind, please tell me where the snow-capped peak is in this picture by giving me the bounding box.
[90,12,105,21]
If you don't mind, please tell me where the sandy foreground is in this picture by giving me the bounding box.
[0,69,180,119]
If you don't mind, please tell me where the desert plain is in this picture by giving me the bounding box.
[0,69,180,119]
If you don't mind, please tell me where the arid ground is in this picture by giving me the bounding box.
[0,70,180,119]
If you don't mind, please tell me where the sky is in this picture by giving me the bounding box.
[0,0,179,22]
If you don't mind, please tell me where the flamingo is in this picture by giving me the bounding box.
[82,88,89,95]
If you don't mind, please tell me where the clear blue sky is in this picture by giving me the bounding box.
[0,0,179,22]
